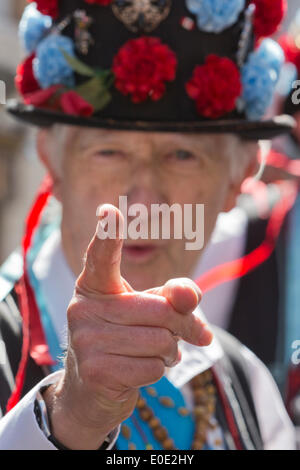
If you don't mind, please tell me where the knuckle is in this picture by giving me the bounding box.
[149,358,165,383]
[154,298,173,327]
[70,327,92,352]
[159,329,176,353]
[67,296,86,326]
[66,298,78,325]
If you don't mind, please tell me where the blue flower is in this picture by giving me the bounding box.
[34,34,75,89]
[185,0,245,33]
[242,39,284,120]
[19,4,52,54]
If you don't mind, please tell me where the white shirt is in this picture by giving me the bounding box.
[0,226,296,450]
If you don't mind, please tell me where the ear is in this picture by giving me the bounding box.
[36,128,62,202]
[222,143,259,213]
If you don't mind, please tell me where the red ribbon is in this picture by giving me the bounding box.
[196,180,298,294]
[6,175,55,412]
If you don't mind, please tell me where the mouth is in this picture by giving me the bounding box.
[122,244,162,263]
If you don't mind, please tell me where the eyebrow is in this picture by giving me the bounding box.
[74,130,224,155]
[75,129,120,150]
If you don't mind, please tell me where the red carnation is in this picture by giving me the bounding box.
[60,91,94,117]
[249,0,287,39]
[186,55,242,119]
[279,34,300,75]
[112,36,177,103]
[28,0,59,18]
[84,0,113,5]
[15,54,40,97]
[23,84,62,107]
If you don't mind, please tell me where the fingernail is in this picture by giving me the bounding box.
[96,205,124,240]
[96,205,108,219]
[193,284,202,304]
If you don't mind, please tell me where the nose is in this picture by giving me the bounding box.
[127,159,165,210]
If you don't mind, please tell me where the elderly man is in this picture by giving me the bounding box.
[0,0,296,450]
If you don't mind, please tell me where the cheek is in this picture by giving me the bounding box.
[167,166,229,208]
[168,169,230,245]
[58,163,125,255]
[60,157,128,219]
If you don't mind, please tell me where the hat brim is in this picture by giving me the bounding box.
[7,100,295,141]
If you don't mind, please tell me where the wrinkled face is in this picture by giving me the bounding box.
[38,126,255,291]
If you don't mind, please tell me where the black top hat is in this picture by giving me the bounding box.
[7,0,294,140]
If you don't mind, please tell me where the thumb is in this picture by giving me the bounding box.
[148,279,213,345]
[148,278,202,314]
[77,204,129,296]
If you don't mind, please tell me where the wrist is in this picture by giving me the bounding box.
[42,383,116,450]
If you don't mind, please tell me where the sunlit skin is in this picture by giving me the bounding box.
[38,127,253,291]
[38,126,258,450]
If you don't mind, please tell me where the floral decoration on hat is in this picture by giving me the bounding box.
[29,0,59,19]
[16,1,286,124]
[112,36,177,103]
[185,0,245,33]
[241,38,284,120]
[276,10,300,105]
[15,54,40,96]
[249,0,287,40]
[19,4,52,54]
[28,0,113,19]
[186,55,242,119]
[18,5,114,117]
[33,34,75,88]
[60,90,95,116]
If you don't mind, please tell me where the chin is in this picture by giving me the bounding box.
[121,265,169,292]
[126,274,162,292]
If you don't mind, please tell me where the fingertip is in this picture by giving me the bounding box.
[198,325,214,347]
[164,278,201,314]
[193,283,203,303]
[96,204,125,240]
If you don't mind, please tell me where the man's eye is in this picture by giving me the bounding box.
[173,150,195,161]
[97,149,118,156]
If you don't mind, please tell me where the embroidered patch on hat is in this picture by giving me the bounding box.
[112,0,172,33]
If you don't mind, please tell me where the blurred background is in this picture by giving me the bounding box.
[0,0,299,265]
[0,0,44,265]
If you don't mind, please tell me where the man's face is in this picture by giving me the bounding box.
[40,126,246,291]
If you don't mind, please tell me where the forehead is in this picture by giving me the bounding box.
[53,125,238,154]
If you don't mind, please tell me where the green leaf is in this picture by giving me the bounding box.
[60,52,114,111]
[61,50,95,77]
[75,76,112,111]
[92,91,112,111]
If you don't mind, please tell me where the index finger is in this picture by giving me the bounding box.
[76,204,130,296]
